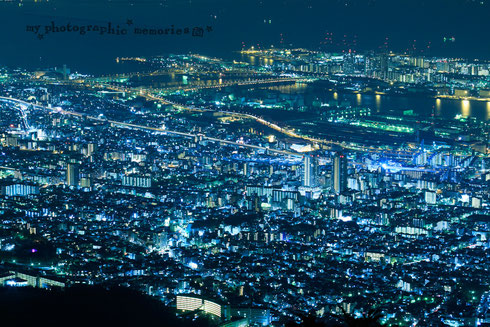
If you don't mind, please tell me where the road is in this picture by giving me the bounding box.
[104,83,407,154]
[0,96,302,158]
[10,77,483,160]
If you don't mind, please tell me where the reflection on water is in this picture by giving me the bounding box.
[461,100,470,117]
[262,83,489,121]
[261,57,274,66]
[266,83,308,94]
[375,94,381,112]
[240,53,274,66]
[130,72,253,89]
[234,52,489,121]
[125,62,488,121]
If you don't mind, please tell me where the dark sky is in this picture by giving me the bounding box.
[0,0,488,73]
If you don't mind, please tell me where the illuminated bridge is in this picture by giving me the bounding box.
[73,68,275,84]
[96,85,421,155]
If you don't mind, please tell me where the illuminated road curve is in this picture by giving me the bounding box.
[56,77,323,150]
[16,80,479,160]
[0,96,302,158]
[92,80,432,157]
[103,83,397,153]
[102,83,332,142]
[141,89,487,159]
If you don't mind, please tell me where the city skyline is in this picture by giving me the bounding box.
[1,0,490,72]
[0,1,489,327]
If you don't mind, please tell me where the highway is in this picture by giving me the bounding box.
[103,83,393,153]
[45,75,325,150]
[14,77,483,160]
[1,94,481,172]
[0,96,302,158]
[101,83,334,142]
[0,166,17,171]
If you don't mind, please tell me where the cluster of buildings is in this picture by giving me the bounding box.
[0,53,488,327]
[240,48,490,98]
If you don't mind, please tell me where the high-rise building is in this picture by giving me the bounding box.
[66,163,79,187]
[2,183,39,197]
[80,174,92,189]
[380,54,389,79]
[121,175,151,188]
[332,152,347,193]
[87,143,96,156]
[243,162,250,176]
[62,64,69,80]
[303,155,319,187]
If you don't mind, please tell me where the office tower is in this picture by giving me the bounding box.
[62,64,69,80]
[303,155,319,187]
[6,136,18,147]
[66,163,79,187]
[80,173,92,188]
[87,143,96,156]
[122,175,151,188]
[243,162,249,176]
[380,54,389,79]
[332,152,347,193]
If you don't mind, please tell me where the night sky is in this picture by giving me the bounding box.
[1,0,489,72]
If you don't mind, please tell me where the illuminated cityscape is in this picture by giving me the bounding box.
[0,0,489,326]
